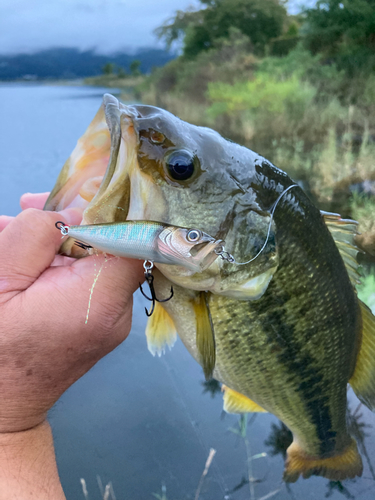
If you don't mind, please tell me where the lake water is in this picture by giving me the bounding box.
[1,83,375,500]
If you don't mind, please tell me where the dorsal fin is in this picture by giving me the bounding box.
[321,211,362,287]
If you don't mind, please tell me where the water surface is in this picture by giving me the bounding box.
[1,84,374,500]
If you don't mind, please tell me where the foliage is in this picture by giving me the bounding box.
[350,192,375,233]
[304,0,375,54]
[0,48,174,81]
[303,0,375,75]
[139,29,257,103]
[117,67,127,78]
[156,0,288,57]
[207,73,316,118]
[130,59,142,76]
[358,273,375,313]
[140,0,375,246]
[102,62,115,75]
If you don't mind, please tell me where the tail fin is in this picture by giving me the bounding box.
[350,300,375,411]
[284,438,363,482]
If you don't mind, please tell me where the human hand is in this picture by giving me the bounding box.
[0,193,144,433]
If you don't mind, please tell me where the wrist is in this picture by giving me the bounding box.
[0,420,66,499]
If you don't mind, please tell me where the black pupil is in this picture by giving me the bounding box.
[189,231,199,240]
[167,151,195,181]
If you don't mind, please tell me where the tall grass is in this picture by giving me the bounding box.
[139,43,375,233]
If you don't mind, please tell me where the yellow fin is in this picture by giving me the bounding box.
[145,302,177,357]
[321,211,362,286]
[222,385,268,414]
[350,299,375,411]
[194,292,215,380]
[284,438,363,482]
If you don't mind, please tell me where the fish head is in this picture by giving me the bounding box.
[45,94,281,298]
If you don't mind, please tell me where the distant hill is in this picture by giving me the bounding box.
[0,47,175,80]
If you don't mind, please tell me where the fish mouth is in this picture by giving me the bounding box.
[44,94,146,255]
[82,94,137,225]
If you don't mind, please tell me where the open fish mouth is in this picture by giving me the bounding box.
[45,94,225,272]
[45,94,138,223]
[44,95,150,255]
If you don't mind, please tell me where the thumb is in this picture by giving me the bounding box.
[0,208,82,295]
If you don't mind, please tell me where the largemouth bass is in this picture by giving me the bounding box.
[45,93,375,482]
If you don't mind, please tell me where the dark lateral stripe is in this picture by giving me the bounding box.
[263,306,337,456]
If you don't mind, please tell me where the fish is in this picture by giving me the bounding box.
[55,220,223,273]
[44,93,375,482]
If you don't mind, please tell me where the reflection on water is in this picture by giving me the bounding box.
[265,421,292,459]
[202,378,222,398]
[1,84,375,500]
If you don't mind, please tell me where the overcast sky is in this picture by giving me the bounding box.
[0,0,310,55]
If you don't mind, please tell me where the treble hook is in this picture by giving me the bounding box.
[139,261,174,317]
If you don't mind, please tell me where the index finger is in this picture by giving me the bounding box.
[20,192,50,211]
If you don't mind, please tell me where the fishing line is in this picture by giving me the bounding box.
[215,184,298,266]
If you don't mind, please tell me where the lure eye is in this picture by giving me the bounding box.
[186,229,202,242]
[165,150,196,181]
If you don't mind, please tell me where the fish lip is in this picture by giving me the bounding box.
[82,95,140,224]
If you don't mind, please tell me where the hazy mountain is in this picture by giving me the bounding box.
[0,47,175,80]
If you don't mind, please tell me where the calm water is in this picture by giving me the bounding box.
[1,84,375,500]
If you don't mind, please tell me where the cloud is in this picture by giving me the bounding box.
[0,0,200,54]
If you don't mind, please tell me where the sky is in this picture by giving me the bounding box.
[0,0,311,55]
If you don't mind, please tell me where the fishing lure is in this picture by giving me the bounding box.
[55,220,224,315]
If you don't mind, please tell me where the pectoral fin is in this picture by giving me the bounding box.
[194,292,216,380]
[145,302,177,357]
[222,385,267,414]
[349,299,375,411]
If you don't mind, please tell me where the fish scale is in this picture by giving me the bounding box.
[208,188,360,458]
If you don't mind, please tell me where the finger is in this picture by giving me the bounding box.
[15,256,144,400]
[0,208,82,295]
[50,255,76,267]
[0,216,14,232]
[36,255,144,347]
[20,192,50,211]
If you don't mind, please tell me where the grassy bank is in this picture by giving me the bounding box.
[137,37,375,252]
[84,74,145,99]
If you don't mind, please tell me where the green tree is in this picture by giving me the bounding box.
[130,59,142,76]
[102,62,115,75]
[304,0,375,58]
[156,0,288,58]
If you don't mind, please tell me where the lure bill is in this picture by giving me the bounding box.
[55,220,223,273]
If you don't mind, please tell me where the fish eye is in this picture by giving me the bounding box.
[186,229,202,242]
[150,130,165,145]
[165,150,196,182]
